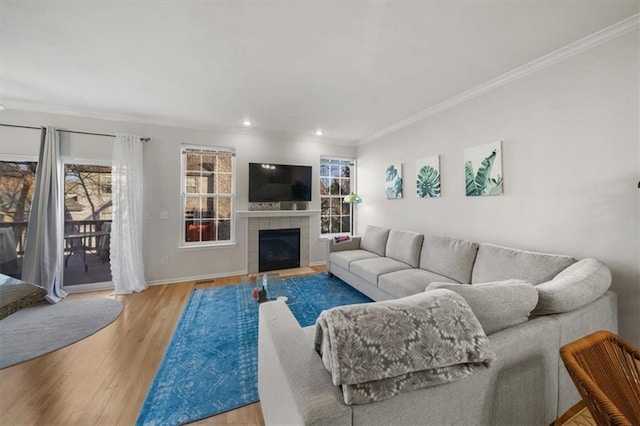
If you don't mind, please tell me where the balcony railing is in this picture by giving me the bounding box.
[0,219,110,257]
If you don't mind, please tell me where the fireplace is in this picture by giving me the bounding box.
[259,228,301,272]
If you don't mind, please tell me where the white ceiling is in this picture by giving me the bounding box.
[1,1,638,144]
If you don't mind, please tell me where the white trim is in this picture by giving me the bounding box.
[146,270,247,286]
[358,14,640,145]
[309,260,326,267]
[64,281,113,293]
[236,209,320,217]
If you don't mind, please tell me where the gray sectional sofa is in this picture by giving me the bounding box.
[258,225,617,425]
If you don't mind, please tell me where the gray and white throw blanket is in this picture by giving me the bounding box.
[314,289,496,405]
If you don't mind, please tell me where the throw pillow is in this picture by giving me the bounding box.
[532,258,611,315]
[360,225,390,257]
[426,279,538,335]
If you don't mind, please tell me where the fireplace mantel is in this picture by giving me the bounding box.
[236,210,320,218]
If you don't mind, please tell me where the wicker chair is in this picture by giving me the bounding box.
[560,330,640,426]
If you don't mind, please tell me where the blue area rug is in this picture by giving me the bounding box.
[136,273,371,426]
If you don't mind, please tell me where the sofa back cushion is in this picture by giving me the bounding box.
[533,258,611,315]
[420,235,479,283]
[471,243,576,285]
[385,229,424,267]
[427,280,538,335]
[360,225,391,257]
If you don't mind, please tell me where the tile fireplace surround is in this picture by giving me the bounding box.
[237,210,320,273]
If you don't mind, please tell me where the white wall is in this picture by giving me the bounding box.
[356,31,640,345]
[0,110,355,283]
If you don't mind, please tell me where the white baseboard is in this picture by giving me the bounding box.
[146,270,248,287]
[65,264,326,293]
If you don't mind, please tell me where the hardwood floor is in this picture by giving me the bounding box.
[0,266,325,425]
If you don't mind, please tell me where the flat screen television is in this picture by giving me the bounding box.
[248,163,312,202]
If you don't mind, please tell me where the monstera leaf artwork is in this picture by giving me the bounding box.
[416,155,441,198]
[385,164,403,199]
[464,142,503,196]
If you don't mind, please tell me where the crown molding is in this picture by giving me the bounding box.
[1,100,357,147]
[358,14,640,146]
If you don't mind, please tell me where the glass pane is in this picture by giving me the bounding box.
[330,179,340,195]
[201,155,215,172]
[217,219,231,241]
[185,196,215,218]
[62,163,113,286]
[319,162,329,177]
[201,220,216,242]
[321,216,330,234]
[341,165,350,178]
[330,165,341,178]
[341,216,351,233]
[218,156,232,173]
[340,178,350,195]
[185,175,200,193]
[0,161,38,279]
[217,197,231,219]
[320,178,330,195]
[330,198,342,215]
[330,217,341,234]
[185,196,200,215]
[342,202,351,215]
[321,198,330,214]
[217,173,232,194]
[186,154,201,171]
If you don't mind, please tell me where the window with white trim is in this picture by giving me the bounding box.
[319,157,354,235]
[181,145,235,246]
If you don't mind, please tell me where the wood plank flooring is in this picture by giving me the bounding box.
[0,266,324,425]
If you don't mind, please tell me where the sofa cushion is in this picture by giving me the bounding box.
[471,243,576,285]
[533,258,611,315]
[360,225,391,257]
[427,280,538,335]
[350,257,412,285]
[379,269,457,299]
[420,235,479,283]
[329,250,380,271]
[385,229,424,268]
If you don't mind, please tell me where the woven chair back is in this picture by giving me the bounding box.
[560,330,640,426]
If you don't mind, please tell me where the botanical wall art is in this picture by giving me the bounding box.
[464,141,503,196]
[416,155,441,198]
[385,163,403,199]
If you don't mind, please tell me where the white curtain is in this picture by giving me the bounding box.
[111,134,147,294]
[22,127,66,303]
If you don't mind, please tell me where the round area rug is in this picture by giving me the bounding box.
[0,298,123,369]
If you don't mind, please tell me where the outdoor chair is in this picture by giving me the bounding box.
[560,330,640,426]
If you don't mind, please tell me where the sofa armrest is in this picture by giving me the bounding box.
[258,301,352,426]
[326,237,362,270]
[328,236,362,253]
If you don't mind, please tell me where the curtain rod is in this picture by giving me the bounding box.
[0,123,151,142]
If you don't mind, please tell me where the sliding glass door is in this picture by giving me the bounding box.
[61,162,113,287]
[0,159,37,279]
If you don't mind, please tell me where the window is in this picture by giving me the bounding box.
[0,160,37,278]
[319,157,354,235]
[181,145,235,246]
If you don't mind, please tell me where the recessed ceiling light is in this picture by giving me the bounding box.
[0,104,5,110]
[315,129,323,136]
[242,119,252,127]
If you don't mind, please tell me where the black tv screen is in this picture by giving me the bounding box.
[249,163,312,202]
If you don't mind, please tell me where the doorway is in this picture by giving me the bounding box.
[61,162,113,287]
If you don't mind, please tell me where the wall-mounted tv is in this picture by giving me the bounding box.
[249,163,312,202]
